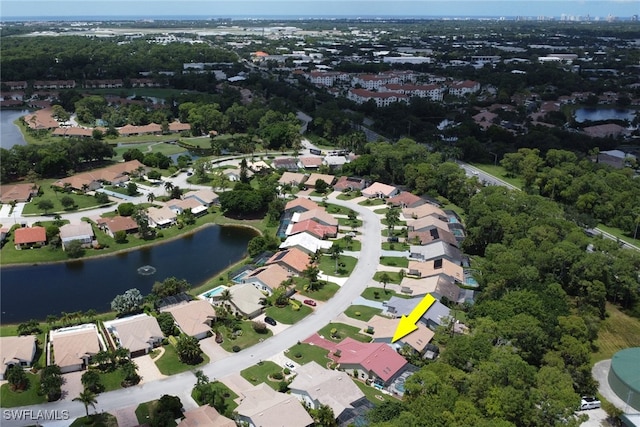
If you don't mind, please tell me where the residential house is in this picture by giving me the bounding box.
[407,216,451,234]
[273,158,299,171]
[409,241,463,263]
[401,203,447,221]
[289,361,367,422]
[400,274,461,302]
[299,156,323,170]
[167,198,207,216]
[103,314,164,358]
[334,338,408,387]
[146,206,177,228]
[242,264,291,295]
[287,219,337,240]
[161,300,216,340]
[365,315,435,355]
[265,247,310,275]
[333,176,367,192]
[0,336,37,380]
[223,168,247,182]
[118,123,163,136]
[362,182,398,199]
[50,324,102,373]
[278,172,307,187]
[59,222,95,250]
[168,121,191,134]
[407,258,464,284]
[247,161,271,173]
[23,108,59,130]
[52,160,146,191]
[178,405,235,427]
[306,173,335,188]
[323,156,348,169]
[388,191,426,209]
[385,296,451,330]
[0,183,39,203]
[96,216,139,238]
[293,208,339,227]
[236,383,314,427]
[183,189,219,206]
[280,232,333,254]
[408,226,458,247]
[227,283,265,318]
[14,226,47,250]
[284,197,319,213]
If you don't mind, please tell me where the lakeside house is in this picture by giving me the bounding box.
[292,208,339,227]
[14,226,47,250]
[242,264,291,295]
[0,336,37,380]
[287,219,338,240]
[161,300,216,340]
[284,197,319,213]
[146,206,178,228]
[103,314,164,358]
[280,232,333,254]
[226,283,265,318]
[59,222,95,250]
[96,216,139,238]
[49,324,103,373]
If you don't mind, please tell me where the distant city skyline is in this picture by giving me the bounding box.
[1,0,638,20]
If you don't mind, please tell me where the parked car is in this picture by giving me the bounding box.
[303,299,317,306]
[264,316,277,326]
[580,397,601,410]
[285,361,295,370]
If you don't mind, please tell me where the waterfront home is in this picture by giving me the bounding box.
[96,216,138,238]
[236,383,314,427]
[265,247,311,275]
[103,314,164,358]
[0,336,37,380]
[14,226,47,250]
[183,189,219,206]
[280,232,333,254]
[287,219,338,240]
[161,300,216,340]
[167,197,207,216]
[334,338,408,387]
[242,264,291,295]
[227,283,265,318]
[178,405,235,427]
[146,206,178,228]
[292,208,339,227]
[284,197,319,214]
[49,324,103,373]
[59,222,95,250]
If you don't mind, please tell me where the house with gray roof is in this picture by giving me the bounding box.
[385,295,451,330]
[409,241,463,264]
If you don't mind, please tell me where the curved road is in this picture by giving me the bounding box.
[2,197,382,427]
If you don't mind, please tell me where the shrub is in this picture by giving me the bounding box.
[272,371,284,380]
[355,311,361,317]
[232,346,241,353]
[284,368,291,375]
[252,321,268,333]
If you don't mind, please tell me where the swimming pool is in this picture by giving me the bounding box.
[232,270,251,284]
[201,285,228,299]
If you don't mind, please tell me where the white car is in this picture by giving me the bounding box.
[285,361,295,370]
[580,397,601,410]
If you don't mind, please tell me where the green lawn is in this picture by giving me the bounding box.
[333,237,361,251]
[361,287,410,302]
[471,163,524,189]
[22,182,110,215]
[354,378,397,406]
[135,399,177,427]
[285,343,332,368]
[265,304,312,325]
[381,241,410,251]
[338,217,363,228]
[97,368,127,392]
[336,191,361,200]
[191,381,239,417]
[219,321,273,352]
[318,254,357,277]
[70,413,119,427]
[317,322,372,343]
[358,198,386,206]
[294,278,340,301]
[380,219,407,227]
[374,207,389,214]
[596,223,639,248]
[381,229,406,238]
[592,303,640,363]
[154,343,210,376]
[241,361,286,390]
[325,204,356,216]
[0,373,47,407]
[379,256,409,268]
[373,271,404,284]
[344,305,383,322]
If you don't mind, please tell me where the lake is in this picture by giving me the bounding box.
[0,225,257,323]
[0,109,29,149]
[574,107,637,123]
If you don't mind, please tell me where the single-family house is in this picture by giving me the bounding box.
[247,160,271,172]
[299,156,324,170]
[236,383,314,427]
[167,198,207,216]
[161,300,216,340]
[407,258,464,284]
[146,206,177,228]
[265,247,311,275]
[96,216,138,238]
[289,361,367,422]
[401,203,448,221]
[178,405,235,427]
[227,283,265,318]
[14,226,47,250]
[103,314,164,358]
[323,156,348,169]
[388,191,426,209]
[284,197,319,213]
[409,241,463,264]
[52,160,145,191]
[0,336,37,380]
[183,189,219,206]
[223,168,247,182]
[242,264,291,294]
[365,315,435,355]
[50,324,102,373]
[273,158,299,171]
[408,226,458,247]
[407,216,451,234]
[385,296,451,330]
[306,173,335,188]
[59,222,95,250]
[399,274,461,302]
[293,208,339,227]
[168,121,191,134]
[278,172,307,187]
[362,182,398,199]
[280,232,333,254]
[287,219,338,240]
[0,183,39,203]
[333,176,367,192]
[334,338,408,387]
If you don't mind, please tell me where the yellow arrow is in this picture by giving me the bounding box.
[392,294,436,343]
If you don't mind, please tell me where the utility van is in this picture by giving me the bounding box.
[580,397,601,410]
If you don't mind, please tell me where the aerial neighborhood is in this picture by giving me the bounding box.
[1,11,640,427]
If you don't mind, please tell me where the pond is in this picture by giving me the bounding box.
[0,109,29,149]
[0,225,257,323]
[574,107,637,123]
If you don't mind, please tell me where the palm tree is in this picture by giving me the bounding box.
[164,181,174,196]
[344,234,353,249]
[385,207,400,234]
[329,244,343,274]
[147,192,156,203]
[379,272,392,293]
[81,370,102,393]
[176,335,203,365]
[303,264,320,284]
[219,289,233,309]
[73,389,98,418]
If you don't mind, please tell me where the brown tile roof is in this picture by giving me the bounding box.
[0,183,39,203]
[53,160,145,189]
[0,336,36,367]
[178,405,236,427]
[402,204,447,220]
[335,338,407,382]
[246,264,291,290]
[96,216,139,234]
[306,173,335,187]
[295,208,339,227]
[408,227,458,246]
[285,197,318,212]
[289,219,337,240]
[23,108,59,130]
[300,157,324,168]
[407,258,464,283]
[362,182,397,198]
[236,383,314,427]
[388,191,425,208]
[265,247,311,274]
[278,172,306,186]
[51,325,101,370]
[118,123,163,135]
[14,226,46,245]
[162,300,216,338]
[333,176,367,191]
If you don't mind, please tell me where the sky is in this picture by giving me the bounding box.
[1,0,638,19]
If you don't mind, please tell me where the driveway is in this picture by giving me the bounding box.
[199,336,232,363]
[60,371,83,402]
[135,354,166,384]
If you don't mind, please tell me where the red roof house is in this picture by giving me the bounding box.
[14,226,47,250]
[334,338,408,386]
[388,191,426,209]
[288,219,337,240]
